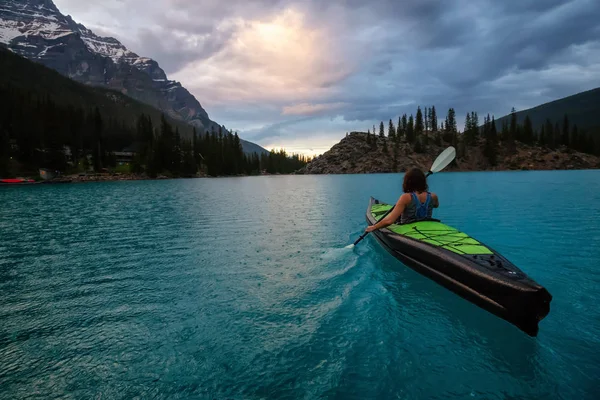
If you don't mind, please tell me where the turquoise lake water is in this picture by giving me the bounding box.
[1,171,599,399]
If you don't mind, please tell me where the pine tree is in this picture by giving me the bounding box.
[571,124,579,151]
[180,139,196,176]
[92,106,104,171]
[539,124,546,147]
[401,114,408,139]
[443,108,458,152]
[379,121,385,137]
[431,106,438,132]
[428,107,433,131]
[416,106,424,134]
[471,112,479,136]
[0,126,9,176]
[464,112,473,145]
[482,114,490,139]
[523,115,534,145]
[562,114,570,147]
[507,107,517,153]
[445,108,457,137]
[544,119,555,148]
[388,119,396,141]
[217,126,224,175]
[366,129,371,144]
[68,107,83,168]
[407,115,415,143]
[192,127,203,169]
[173,127,182,175]
[500,120,507,142]
[484,115,498,166]
[159,114,176,174]
[443,116,450,142]
[232,132,243,174]
[398,116,403,141]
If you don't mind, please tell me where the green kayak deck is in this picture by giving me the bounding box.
[370,203,493,256]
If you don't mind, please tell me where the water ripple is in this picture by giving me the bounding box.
[1,173,599,399]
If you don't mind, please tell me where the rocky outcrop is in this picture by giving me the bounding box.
[0,0,266,154]
[299,132,600,174]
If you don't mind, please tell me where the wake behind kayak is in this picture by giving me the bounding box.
[366,196,552,336]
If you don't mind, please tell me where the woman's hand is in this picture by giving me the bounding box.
[365,225,377,233]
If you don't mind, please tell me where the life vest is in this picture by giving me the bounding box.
[411,192,431,219]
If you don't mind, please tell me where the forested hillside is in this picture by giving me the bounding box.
[494,88,600,133]
[302,103,600,174]
[0,48,309,177]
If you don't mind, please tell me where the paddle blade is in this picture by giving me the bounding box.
[430,146,456,173]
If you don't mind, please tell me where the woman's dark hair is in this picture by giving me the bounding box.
[403,167,428,193]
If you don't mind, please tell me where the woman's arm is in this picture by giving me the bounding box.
[432,193,439,208]
[366,194,409,232]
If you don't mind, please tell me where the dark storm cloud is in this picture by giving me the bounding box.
[243,117,316,141]
[328,0,600,122]
[134,23,237,73]
[53,0,600,152]
[493,0,566,13]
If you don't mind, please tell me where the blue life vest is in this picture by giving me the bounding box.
[411,192,431,219]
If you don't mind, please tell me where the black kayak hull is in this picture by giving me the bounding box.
[366,197,552,336]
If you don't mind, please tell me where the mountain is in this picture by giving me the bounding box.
[300,132,600,174]
[0,46,198,136]
[494,88,600,132]
[2,47,283,178]
[0,0,267,154]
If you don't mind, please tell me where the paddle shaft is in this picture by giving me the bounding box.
[353,170,433,246]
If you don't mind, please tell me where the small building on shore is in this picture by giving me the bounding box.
[112,151,136,165]
[112,144,140,166]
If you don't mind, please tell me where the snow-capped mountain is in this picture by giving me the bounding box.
[0,0,267,154]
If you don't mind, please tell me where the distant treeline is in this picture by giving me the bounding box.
[134,114,311,176]
[0,85,311,177]
[364,105,600,166]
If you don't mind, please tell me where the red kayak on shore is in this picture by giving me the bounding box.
[0,178,37,185]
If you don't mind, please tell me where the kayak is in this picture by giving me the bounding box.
[366,197,552,336]
[0,178,36,185]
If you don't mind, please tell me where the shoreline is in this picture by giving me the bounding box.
[297,166,600,175]
[3,166,598,186]
[1,172,298,184]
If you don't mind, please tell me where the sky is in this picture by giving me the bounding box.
[53,0,600,156]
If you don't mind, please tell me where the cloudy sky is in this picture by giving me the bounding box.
[53,0,600,155]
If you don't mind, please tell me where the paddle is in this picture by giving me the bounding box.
[348,146,456,248]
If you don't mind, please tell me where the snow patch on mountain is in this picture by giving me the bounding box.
[80,34,135,62]
[0,12,70,45]
[0,20,21,43]
[134,57,152,65]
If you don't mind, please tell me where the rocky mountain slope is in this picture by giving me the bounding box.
[299,132,600,174]
[0,0,266,154]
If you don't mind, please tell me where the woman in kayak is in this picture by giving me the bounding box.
[365,167,439,232]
